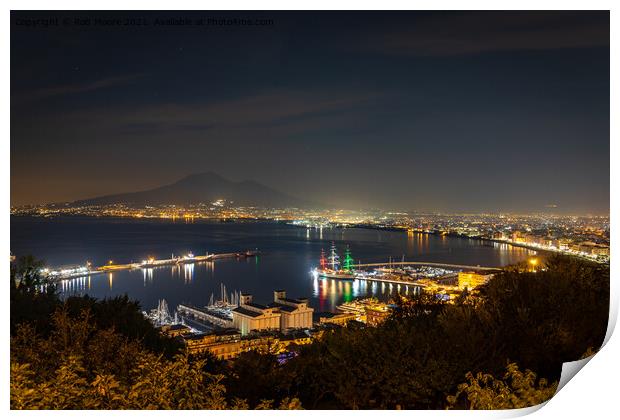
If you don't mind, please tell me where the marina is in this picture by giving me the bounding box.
[311,243,499,288]
[145,283,242,332]
[138,244,499,333]
[12,218,532,313]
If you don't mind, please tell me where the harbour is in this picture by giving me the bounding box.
[11,217,534,313]
[42,249,261,280]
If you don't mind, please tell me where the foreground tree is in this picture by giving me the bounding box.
[10,254,607,409]
[10,306,302,409]
[446,363,558,409]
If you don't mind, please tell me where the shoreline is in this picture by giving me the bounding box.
[340,223,607,265]
[11,216,606,277]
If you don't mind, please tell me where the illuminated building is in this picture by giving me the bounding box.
[511,231,525,243]
[232,290,314,336]
[183,329,276,360]
[591,245,610,256]
[271,290,314,330]
[458,271,494,290]
[160,324,192,337]
[365,304,391,326]
[184,328,241,357]
[318,312,357,326]
[232,294,281,335]
[183,328,313,360]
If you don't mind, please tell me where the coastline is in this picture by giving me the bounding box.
[338,223,607,266]
[10,215,607,269]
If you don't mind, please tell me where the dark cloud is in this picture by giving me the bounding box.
[362,12,609,56]
[14,74,144,104]
[10,11,609,213]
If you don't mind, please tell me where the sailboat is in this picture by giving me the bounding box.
[206,283,240,309]
[314,243,356,280]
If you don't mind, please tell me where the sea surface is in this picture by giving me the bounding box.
[10,216,534,312]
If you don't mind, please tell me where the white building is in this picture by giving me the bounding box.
[232,290,314,336]
[271,290,314,331]
[232,294,281,336]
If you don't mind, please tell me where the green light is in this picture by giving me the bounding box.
[342,246,354,272]
[343,282,352,302]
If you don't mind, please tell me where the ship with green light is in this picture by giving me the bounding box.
[313,243,356,280]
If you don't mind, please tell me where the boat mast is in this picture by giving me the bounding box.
[319,248,327,270]
[343,245,354,272]
[329,242,340,271]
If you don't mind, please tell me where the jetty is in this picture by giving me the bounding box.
[47,249,261,280]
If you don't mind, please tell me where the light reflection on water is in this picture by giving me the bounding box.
[59,263,425,313]
[13,218,535,312]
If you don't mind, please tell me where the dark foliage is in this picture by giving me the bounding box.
[10,256,181,355]
[10,254,609,409]
[252,255,608,409]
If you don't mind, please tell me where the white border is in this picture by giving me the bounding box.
[3,1,617,419]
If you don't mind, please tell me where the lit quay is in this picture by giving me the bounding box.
[40,249,260,280]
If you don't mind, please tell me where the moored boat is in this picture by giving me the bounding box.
[313,243,356,280]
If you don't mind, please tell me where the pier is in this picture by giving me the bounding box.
[47,250,260,280]
[352,261,501,271]
[350,275,431,288]
[177,304,234,328]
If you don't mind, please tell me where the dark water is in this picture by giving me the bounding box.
[10,216,534,312]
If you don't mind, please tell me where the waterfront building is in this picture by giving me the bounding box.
[492,231,506,240]
[336,298,374,318]
[183,328,313,360]
[270,290,314,331]
[317,311,357,326]
[365,304,392,326]
[511,231,525,243]
[233,294,281,335]
[184,328,241,355]
[458,271,494,290]
[160,324,192,337]
[183,329,277,360]
[232,290,314,336]
[177,303,234,328]
[591,244,610,256]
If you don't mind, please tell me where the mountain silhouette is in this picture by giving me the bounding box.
[72,172,314,208]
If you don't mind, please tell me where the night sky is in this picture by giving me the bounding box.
[11,11,610,213]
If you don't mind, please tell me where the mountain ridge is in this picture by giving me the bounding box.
[71,172,316,208]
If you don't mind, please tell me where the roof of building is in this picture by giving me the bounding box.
[183,332,210,340]
[268,302,298,313]
[365,305,391,313]
[232,306,264,318]
[183,328,241,341]
[245,302,267,310]
[279,297,305,305]
[460,270,496,275]
[213,328,241,337]
[166,324,191,330]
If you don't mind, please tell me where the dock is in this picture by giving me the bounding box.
[177,304,234,328]
[48,250,261,280]
[352,261,501,271]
